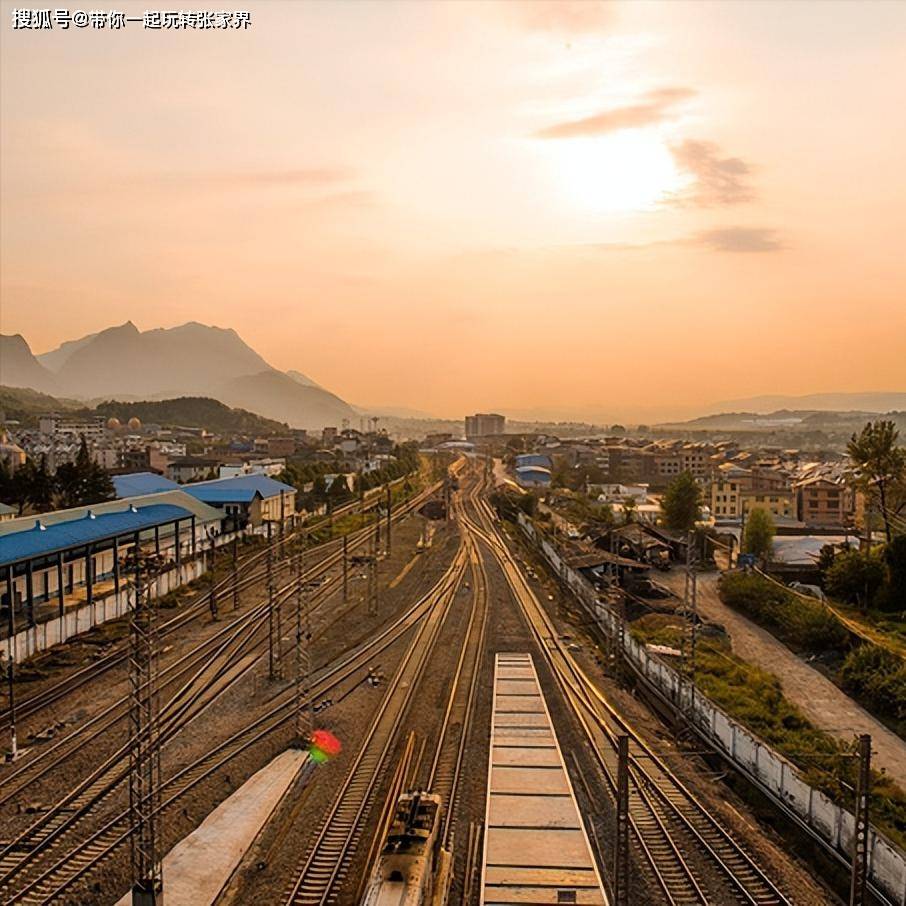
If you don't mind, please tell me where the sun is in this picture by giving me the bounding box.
[543,131,685,214]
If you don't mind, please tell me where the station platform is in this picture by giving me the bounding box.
[481,652,608,905]
[116,748,308,906]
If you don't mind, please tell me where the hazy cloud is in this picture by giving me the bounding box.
[589,226,786,254]
[667,140,754,205]
[536,87,695,139]
[504,0,613,33]
[693,227,785,253]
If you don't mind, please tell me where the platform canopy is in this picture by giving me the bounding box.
[0,503,193,568]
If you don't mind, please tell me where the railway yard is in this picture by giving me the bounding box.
[0,459,845,904]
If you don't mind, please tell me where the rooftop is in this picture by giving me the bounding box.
[0,503,193,567]
[112,472,180,498]
[184,473,296,504]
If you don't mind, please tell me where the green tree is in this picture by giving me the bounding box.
[622,495,637,524]
[660,471,702,533]
[743,507,776,563]
[54,436,115,508]
[825,549,886,609]
[847,420,906,543]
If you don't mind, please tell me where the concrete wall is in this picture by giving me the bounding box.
[0,556,206,664]
[516,512,906,906]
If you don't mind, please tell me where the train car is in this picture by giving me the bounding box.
[362,790,451,906]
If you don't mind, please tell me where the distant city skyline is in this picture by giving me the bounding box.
[2,0,905,416]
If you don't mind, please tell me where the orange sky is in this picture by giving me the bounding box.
[2,0,905,419]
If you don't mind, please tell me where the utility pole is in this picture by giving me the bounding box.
[368,516,379,615]
[293,534,312,747]
[5,571,18,762]
[266,521,277,680]
[342,533,349,603]
[232,534,239,611]
[208,533,218,621]
[128,551,163,906]
[385,484,392,556]
[849,734,871,906]
[614,735,630,906]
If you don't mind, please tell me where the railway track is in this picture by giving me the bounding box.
[462,487,791,906]
[0,478,439,807]
[281,538,469,906]
[0,473,423,737]
[0,480,445,901]
[0,516,461,905]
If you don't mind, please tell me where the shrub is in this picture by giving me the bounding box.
[825,549,887,608]
[718,571,849,651]
[840,645,906,723]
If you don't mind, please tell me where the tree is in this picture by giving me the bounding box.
[743,507,775,563]
[847,420,906,543]
[621,495,637,524]
[660,471,702,533]
[825,549,886,609]
[54,436,115,508]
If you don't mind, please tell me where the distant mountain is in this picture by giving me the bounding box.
[35,331,99,372]
[286,370,323,390]
[0,335,61,395]
[704,392,906,415]
[219,370,353,429]
[31,321,356,429]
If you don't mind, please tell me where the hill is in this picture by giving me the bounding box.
[91,396,288,434]
[0,385,80,421]
[32,321,356,429]
[0,335,61,395]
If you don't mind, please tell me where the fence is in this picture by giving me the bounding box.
[516,512,906,906]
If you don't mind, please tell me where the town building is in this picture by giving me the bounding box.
[182,473,297,528]
[465,413,506,439]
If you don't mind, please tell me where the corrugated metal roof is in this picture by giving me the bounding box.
[0,503,193,567]
[184,473,295,504]
[0,490,221,539]
[112,472,180,498]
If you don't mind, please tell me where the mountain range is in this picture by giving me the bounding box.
[0,322,355,430]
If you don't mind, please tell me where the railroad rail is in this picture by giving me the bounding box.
[0,478,445,901]
[0,472,428,736]
[281,541,468,905]
[462,487,791,906]
[0,513,461,904]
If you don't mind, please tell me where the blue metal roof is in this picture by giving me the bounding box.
[183,474,295,505]
[112,472,180,498]
[516,454,553,469]
[0,503,193,567]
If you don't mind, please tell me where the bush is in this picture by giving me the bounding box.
[718,571,849,651]
[825,549,887,609]
[840,645,906,723]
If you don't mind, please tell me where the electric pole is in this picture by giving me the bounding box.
[232,534,239,611]
[128,550,164,906]
[293,534,312,747]
[342,533,349,603]
[385,484,392,556]
[614,735,630,906]
[208,533,218,621]
[849,734,871,906]
[266,520,277,680]
[5,578,18,762]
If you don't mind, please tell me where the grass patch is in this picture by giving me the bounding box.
[718,571,849,652]
[631,614,906,850]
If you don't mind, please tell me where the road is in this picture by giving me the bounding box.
[661,568,906,789]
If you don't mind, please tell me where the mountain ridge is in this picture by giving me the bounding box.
[5,322,355,430]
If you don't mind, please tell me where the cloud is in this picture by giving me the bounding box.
[504,0,613,33]
[693,227,786,253]
[588,226,786,254]
[667,140,754,205]
[535,87,695,139]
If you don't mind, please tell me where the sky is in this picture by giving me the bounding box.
[1,0,905,421]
